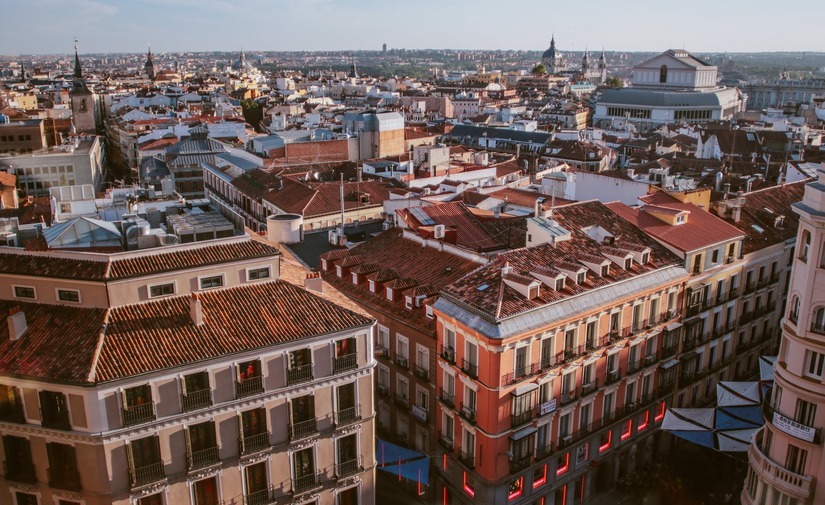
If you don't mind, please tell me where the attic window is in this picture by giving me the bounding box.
[415,295,427,307]
[555,278,565,291]
[405,296,413,310]
[624,258,632,270]
[386,287,394,301]
[600,264,610,277]
[426,305,434,319]
[641,252,650,265]
[336,265,344,278]
[369,280,376,292]
[577,272,586,285]
[528,285,540,300]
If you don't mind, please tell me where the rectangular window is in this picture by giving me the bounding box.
[57,289,80,303]
[795,399,817,427]
[149,283,175,298]
[13,286,36,299]
[199,275,224,289]
[247,267,271,281]
[785,444,808,474]
[804,350,825,379]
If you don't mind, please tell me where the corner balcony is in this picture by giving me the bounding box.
[748,433,812,501]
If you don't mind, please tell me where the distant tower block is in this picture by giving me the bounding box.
[383,43,387,54]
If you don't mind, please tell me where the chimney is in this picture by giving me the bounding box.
[502,261,513,276]
[731,206,742,223]
[190,292,204,326]
[7,307,27,341]
[724,183,731,197]
[305,271,323,293]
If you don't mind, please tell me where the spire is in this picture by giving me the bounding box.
[73,37,82,79]
[240,48,246,64]
[147,43,153,63]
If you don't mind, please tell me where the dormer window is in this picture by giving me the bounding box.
[577,272,586,285]
[624,258,632,270]
[676,215,686,224]
[601,264,610,277]
[415,295,426,307]
[555,277,565,291]
[321,259,329,271]
[425,305,434,318]
[336,265,344,278]
[528,285,540,299]
[641,252,649,265]
[405,296,413,310]
[386,287,393,301]
[369,280,376,293]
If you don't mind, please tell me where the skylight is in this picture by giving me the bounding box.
[477,283,490,291]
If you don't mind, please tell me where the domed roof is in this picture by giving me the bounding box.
[231,50,254,72]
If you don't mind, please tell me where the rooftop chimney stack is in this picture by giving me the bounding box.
[190,291,204,326]
[305,271,323,293]
[7,307,27,341]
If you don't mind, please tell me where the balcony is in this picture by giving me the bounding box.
[510,453,533,473]
[502,362,541,386]
[236,375,264,399]
[336,456,363,479]
[377,384,390,397]
[581,380,598,396]
[289,418,319,441]
[413,364,430,381]
[811,324,825,336]
[0,400,25,424]
[511,410,533,428]
[394,355,409,370]
[644,354,658,367]
[292,472,320,494]
[122,402,156,427]
[461,359,479,379]
[130,461,165,489]
[658,379,676,397]
[762,403,823,444]
[48,466,81,491]
[540,353,561,370]
[661,344,678,359]
[604,369,620,385]
[682,336,697,352]
[439,389,455,409]
[748,435,812,499]
[459,450,475,469]
[335,406,361,427]
[626,359,642,375]
[769,272,780,285]
[459,402,477,424]
[4,460,36,484]
[375,344,390,359]
[561,390,577,406]
[686,303,703,317]
[287,364,314,386]
[439,431,454,451]
[334,353,358,374]
[187,446,220,471]
[240,432,271,456]
[246,487,277,505]
[394,394,409,408]
[563,345,585,362]
[440,345,456,365]
[181,389,212,412]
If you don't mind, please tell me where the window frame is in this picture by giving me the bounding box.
[198,274,225,290]
[246,266,271,282]
[12,285,36,300]
[148,281,176,299]
[55,288,81,303]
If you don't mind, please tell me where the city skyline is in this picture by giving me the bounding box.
[1,0,821,55]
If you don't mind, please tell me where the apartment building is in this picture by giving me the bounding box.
[319,227,483,498]
[431,200,688,504]
[743,170,825,505]
[0,235,377,505]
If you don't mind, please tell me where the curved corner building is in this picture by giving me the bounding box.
[743,168,825,505]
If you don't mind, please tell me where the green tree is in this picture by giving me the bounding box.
[531,63,547,75]
[604,76,623,88]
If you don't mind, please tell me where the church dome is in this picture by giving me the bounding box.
[231,51,254,72]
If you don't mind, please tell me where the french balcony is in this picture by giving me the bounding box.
[289,418,319,441]
[541,353,561,370]
[4,460,36,484]
[626,359,642,375]
[440,345,456,364]
[439,389,455,409]
[394,355,409,370]
[581,380,598,396]
[459,402,477,424]
[292,472,320,494]
[561,390,577,406]
[661,344,678,359]
[644,354,658,367]
[748,434,812,500]
[335,456,363,479]
[187,446,220,471]
[48,466,82,491]
[181,389,212,412]
[236,375,264,399]
[287,364,314,385]
[511,410,533,428]
[510,453,533,473]
[438,431,454,451]
[658,379,676,397]
[240,431,271,455]
[502,362,541,386]
[334,406,361,427]
[604,369,620,385]
[334,353,358,374]
[122,402,156,427]
[414,364,430,381]
[461,359,479,379]
[459,450,475,469]
[245,487,277,505]
[129,461,165,489]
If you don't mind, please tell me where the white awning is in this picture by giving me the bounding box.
[717,381,760,407]
[510,426,538,441]
[660,358,680,370]
[662,408,715,431]
[512,382,540,397]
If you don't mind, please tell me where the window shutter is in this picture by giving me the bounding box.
[237,412,245,453]
[125,441,136,485]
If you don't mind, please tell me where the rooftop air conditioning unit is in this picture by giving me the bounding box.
[433,224,446,239]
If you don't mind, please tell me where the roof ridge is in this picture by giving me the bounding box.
[86,309,111,383]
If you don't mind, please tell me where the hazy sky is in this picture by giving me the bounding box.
[2,0,821,55]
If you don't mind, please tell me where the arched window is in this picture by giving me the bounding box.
[789,296,800,324]
[813,307,825,333]
[659,65,668,84]
[800,229,811,261]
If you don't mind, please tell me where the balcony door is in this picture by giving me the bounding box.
[193,476,219,505]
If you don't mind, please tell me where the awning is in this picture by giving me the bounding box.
[717,381,761,407]
[376,439,430,485]
[512,383,539,397]
[510,426,538,441]
[681,350,698,362]
[665,322,684,331]
[760,356,776,382]
[660,358,680,370]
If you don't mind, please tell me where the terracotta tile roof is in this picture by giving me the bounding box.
[351,262,381,275]
[607,200,745,253]
[322,228,479,334]
[442,200,683,320]
[731,181,807,255]
[263,178,393,218]
[0,238,280,281]
[319,248,350,262]
[398,201,509,252]
[385,277,418,291]
[0,281,373,384]
[489,187,575,210]
[338,255,366,268]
